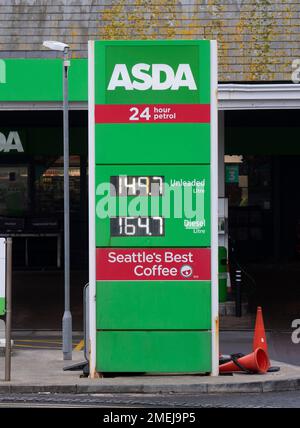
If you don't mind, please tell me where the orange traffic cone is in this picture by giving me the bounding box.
[219,348,269,374]
[253,307,269,357]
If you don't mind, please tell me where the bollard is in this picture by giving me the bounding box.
[235,269,242,318]
[5,238,12,381]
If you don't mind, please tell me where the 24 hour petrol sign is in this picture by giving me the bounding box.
[88,40,218,376]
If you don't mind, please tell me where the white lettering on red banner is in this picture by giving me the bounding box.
[96,248,211,281]
[95,104,210,124]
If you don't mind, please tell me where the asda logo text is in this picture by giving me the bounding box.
[0,131,24,153]
[107,64,197,91]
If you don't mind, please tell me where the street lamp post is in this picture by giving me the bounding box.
[43,40,72,360]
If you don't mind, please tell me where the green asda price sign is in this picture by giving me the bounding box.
[88,40,219,377]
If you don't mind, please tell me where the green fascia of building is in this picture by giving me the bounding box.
[0,58,88,102]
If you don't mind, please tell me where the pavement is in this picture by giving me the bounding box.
[0,331,299,394]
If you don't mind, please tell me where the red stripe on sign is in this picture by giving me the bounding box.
[95,104,210,124]
[96,248,211,281]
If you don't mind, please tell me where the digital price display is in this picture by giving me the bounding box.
[111,216,165,237]
[110,176,164,196]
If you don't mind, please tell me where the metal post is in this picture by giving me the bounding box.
[62,48,72,360]
[235,269,242,317]
[210,40,219,376]
[88,40,97,377]
[5,238,12,381]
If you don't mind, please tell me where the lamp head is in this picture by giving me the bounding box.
[43,41,69,52]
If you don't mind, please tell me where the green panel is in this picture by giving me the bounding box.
[95,164,210,247]
[96,331,211,373]
[94,40,210,105]
[0,298,5,316]
[97,281,211,330]
[95,123,210,165]
[0,59,87,102]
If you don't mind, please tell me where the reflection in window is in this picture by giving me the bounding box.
[0,166,28,216]
[225,155,271,210]
[35,156,80,214]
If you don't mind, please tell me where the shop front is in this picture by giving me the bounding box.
[0,111,88,270]
[0,60,88,328]
[223,108,300,329]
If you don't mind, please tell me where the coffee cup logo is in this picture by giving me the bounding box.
[180,264,193,279]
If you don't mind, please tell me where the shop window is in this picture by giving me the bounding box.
[34,156,80,214]
[0,165,28,216]
[225,157,246,207]
[225,155,272,261]
[225,155,271,210]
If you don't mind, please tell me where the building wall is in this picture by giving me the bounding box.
[0,0,298,82]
